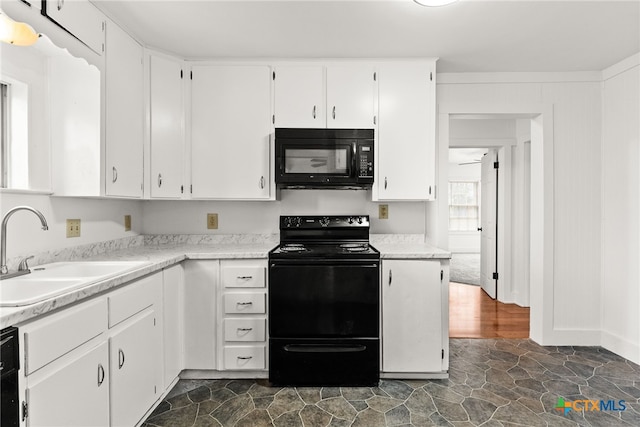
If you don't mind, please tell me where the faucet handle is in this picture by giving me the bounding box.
[18,256,34,271]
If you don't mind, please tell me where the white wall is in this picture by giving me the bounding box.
[437,73,603,345]
[141,191,427,236]
[0,192,142,266]
[601,55,640,364]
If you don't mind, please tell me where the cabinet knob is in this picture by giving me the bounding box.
[384,177,388,190]
[389,269,393,286]
[312,105,316,119]
[58,0,65,11]
[97,364,105,386]
[259,176,265,189]
[158,173,163,188]
[332,106,336,120]
[112,167,118,183]
[118,349,125,369]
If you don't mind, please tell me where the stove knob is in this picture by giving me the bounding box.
[320,217,330,227]
[284,217,292,228]
[357,217,363,224]
[294,217,302,228]
[348,217,354,224]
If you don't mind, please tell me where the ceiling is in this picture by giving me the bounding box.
[93,0,640,73]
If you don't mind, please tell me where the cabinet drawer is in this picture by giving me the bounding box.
[221,266,265,288]
[224,293,265,314]
[24,298,107,375]
[223,346,265,370]
[108,273,160,328]
[224,318,266,342]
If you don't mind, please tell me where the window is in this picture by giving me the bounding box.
[449,181,480,231]
[0,78,29,189]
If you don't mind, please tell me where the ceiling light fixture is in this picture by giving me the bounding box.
[414,0,459,7]
[0,10,40,46]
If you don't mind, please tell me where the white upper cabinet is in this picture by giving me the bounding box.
[273,64,376,129]
[326,65,376,129]
[376,61,436,201]
[190,65,272,199]
[273,66,325,128]
[105,20,144,198]
[150,54,184,199]
[41,0,105,55]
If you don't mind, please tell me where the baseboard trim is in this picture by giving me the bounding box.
[536,329,601,347]
[601,330,640,365]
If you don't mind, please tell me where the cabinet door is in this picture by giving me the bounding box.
[110,310,160,427]
[105,20,143,198]
[191,65,272,199]
[43,0,105,55]
[150,55,184,198]
[273,66,325,128]
[326,65,376,129]
[27,342,109,427]
[382,260,443,373]
[163,265,184,385]
[377,63,436,200]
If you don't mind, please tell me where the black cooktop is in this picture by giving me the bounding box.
[269,242,380,260]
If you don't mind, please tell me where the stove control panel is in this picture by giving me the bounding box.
[280,215,370,228]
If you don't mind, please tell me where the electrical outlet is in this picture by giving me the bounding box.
[66,219,81,238]
[124,215,132,231]
[207,213,218,230]
[379,204,389,220]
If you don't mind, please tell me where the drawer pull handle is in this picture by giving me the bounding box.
[237,302,253,306]
[237,356,253,360]
[97,364,105,386]
[237,327,253,332]
[118,349,125,369]
[237,276,253,280]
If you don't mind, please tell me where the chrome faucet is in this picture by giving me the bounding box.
[1,206,49,279]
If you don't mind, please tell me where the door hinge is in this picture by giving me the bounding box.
[272,115,275,124]
[494,161,499,169]
[22,401,28,421]
[493,272,499,280]
[373,72,376,81]
[430,72,433,81]
[441,349,444,359]
[272,71,276,80]
[180,70,183,79]
[181,185,184,194]
[440,269,444,281]
[190,185,193,194]
[190,71,193,80]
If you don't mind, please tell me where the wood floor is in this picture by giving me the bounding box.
[449,281,530,338]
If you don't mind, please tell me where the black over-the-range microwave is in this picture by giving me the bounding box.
[274,128,374,189]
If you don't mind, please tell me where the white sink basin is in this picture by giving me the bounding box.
[0,261,150,307]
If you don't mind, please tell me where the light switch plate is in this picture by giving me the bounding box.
[124,215,131,231]
[66,219,81,238]
[379,204,389,220]
[207,213,218,230]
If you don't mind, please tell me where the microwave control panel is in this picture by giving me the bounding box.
[358,144,374,178]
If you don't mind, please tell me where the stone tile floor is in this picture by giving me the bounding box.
[142,339,640,426]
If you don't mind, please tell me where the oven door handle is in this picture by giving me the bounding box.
[283,344,367,353]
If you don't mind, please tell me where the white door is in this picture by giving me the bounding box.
[191,65,272,199]
[150,54,184,198]
[326,65,376,129]
[105,20,143,198]
[382,260,443,373]
[27,342,110,427]
[480,150,498,299]
[273,66,325,128]
[110,310,159,427]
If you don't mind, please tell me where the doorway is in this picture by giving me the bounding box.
[445,116,533,338]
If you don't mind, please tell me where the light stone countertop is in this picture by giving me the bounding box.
[0,238,450,328]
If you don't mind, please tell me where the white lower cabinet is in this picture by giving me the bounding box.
[26,342,110,427]
[382,259,447,375]
[20,271,164,427]
[109,310,159,427]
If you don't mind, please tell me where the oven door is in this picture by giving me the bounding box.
[268,260,379,338]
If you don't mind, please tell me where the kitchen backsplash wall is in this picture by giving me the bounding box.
[141,190,428,235]
[0,192,143,263]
